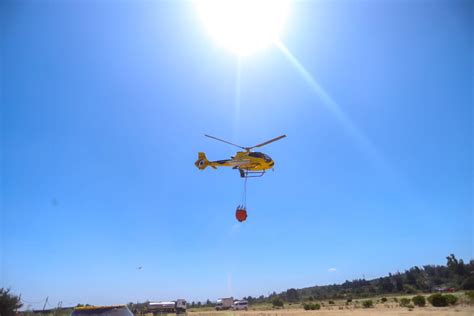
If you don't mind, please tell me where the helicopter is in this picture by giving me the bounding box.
[195,134,286,178]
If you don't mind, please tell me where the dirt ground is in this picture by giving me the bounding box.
[189,306,474,316]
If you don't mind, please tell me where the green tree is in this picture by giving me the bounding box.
[0,288,23,316]
[378,277,394,293]
[286,288,299,302]
[462,276,474,290]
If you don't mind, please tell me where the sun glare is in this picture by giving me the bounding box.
[197,0,290,56]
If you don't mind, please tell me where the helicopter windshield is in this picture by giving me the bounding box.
[249,152,272,163]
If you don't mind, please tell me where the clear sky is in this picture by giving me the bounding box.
[1,0,472,310]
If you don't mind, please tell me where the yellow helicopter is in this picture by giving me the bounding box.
[195,134,286,178]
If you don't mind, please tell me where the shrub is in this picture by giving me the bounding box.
[362,300,373,308]
[400,298,411,307]
[346,298,352,303]
[381,297,387,303]
[328,300,334,305]
[304,303,320,310]
[444,294,458,305]
[465,291,474,304]
[428,294,448,307]
[412,295,426,307]
[393,297,399,303]
[272,298,284,308]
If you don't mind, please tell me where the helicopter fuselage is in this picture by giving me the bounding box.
[195,151,274,172]
[217,151,274,171]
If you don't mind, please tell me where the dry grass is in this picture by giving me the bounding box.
[189,305,474,316]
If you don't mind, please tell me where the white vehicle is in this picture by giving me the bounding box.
[232,300,248,311]
[147,299,187,314]
[215,297,234,311]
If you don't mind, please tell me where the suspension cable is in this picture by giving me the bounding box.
[243,176,247,208]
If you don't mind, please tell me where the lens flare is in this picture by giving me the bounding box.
[197,0,290,55]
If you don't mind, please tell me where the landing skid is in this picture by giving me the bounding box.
[239,169,265,178]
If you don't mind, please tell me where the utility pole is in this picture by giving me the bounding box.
[43,297,49,311]
[55,301,63,316]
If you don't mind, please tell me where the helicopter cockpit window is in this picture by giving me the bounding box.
[249,152,263,158]
[249,152,272,162]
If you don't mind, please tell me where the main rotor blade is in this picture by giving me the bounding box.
[204,134,246,150]
[248,135,287,149]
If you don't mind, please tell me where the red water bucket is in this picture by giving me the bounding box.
[235,208,247,222]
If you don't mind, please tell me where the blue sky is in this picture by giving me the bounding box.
[1,0,472,309]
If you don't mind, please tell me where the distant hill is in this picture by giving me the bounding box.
[240,254,474,305]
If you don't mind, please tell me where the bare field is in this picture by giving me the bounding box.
[188,306,474,316]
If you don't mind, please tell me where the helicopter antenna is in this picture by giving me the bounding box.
[204,135,246,150]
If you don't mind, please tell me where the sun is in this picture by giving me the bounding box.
[197,0,290,56]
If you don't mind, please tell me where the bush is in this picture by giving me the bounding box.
[400,298,411,307]
[465,291,474,304]
[444,294,458,305]
[393,297,399,302]
[362,300,373,308]
[304,303,320,310]
[328,300,334,305]
[412,295,426,307]
[428,294,448,307]
[346,298,352,303]
[272,298,284,308]
[381,297,387,303]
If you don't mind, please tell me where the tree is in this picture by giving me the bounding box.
[446,254,466,276]
[462,276,474,290]
[285,288,299,302]
[0,288,23,316]
[378,277,394,293]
